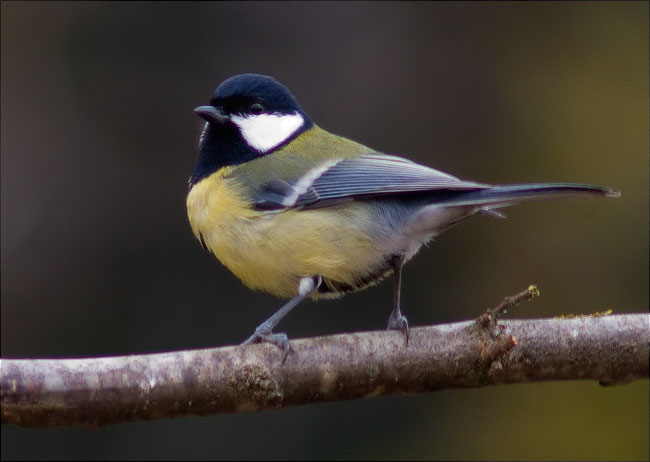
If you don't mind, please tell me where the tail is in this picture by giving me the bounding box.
[434,183,620,208]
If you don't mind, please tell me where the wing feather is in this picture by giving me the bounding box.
[253,153,490,210]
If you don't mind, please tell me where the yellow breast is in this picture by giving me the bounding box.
[186,170,389,299]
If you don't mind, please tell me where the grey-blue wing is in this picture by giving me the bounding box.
[253,154,491,211]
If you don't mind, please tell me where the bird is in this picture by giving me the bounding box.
[186,73,619,361]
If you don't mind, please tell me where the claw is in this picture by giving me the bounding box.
[387,312,410,346]
[241,328,291,363]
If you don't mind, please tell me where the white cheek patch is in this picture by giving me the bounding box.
[231,112,304,153]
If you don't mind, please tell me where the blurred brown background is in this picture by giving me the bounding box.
[1,2,648,460]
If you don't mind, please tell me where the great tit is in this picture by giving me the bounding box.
[187,73,619,360]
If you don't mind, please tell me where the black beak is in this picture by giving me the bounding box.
[194,105,229,124]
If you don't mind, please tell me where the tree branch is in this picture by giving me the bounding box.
[2,289,648,429]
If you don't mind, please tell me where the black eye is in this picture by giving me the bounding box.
[249,102,264,115]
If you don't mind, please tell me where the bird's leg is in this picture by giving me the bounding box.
[387,254,409,345]
[242,275,321,362]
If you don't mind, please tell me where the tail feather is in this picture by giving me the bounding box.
[434,183,620,208]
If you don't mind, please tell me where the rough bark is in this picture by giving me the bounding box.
[2,310,648,429]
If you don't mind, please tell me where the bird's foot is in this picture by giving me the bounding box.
[387,312,410,346]
[241,328,291,363]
